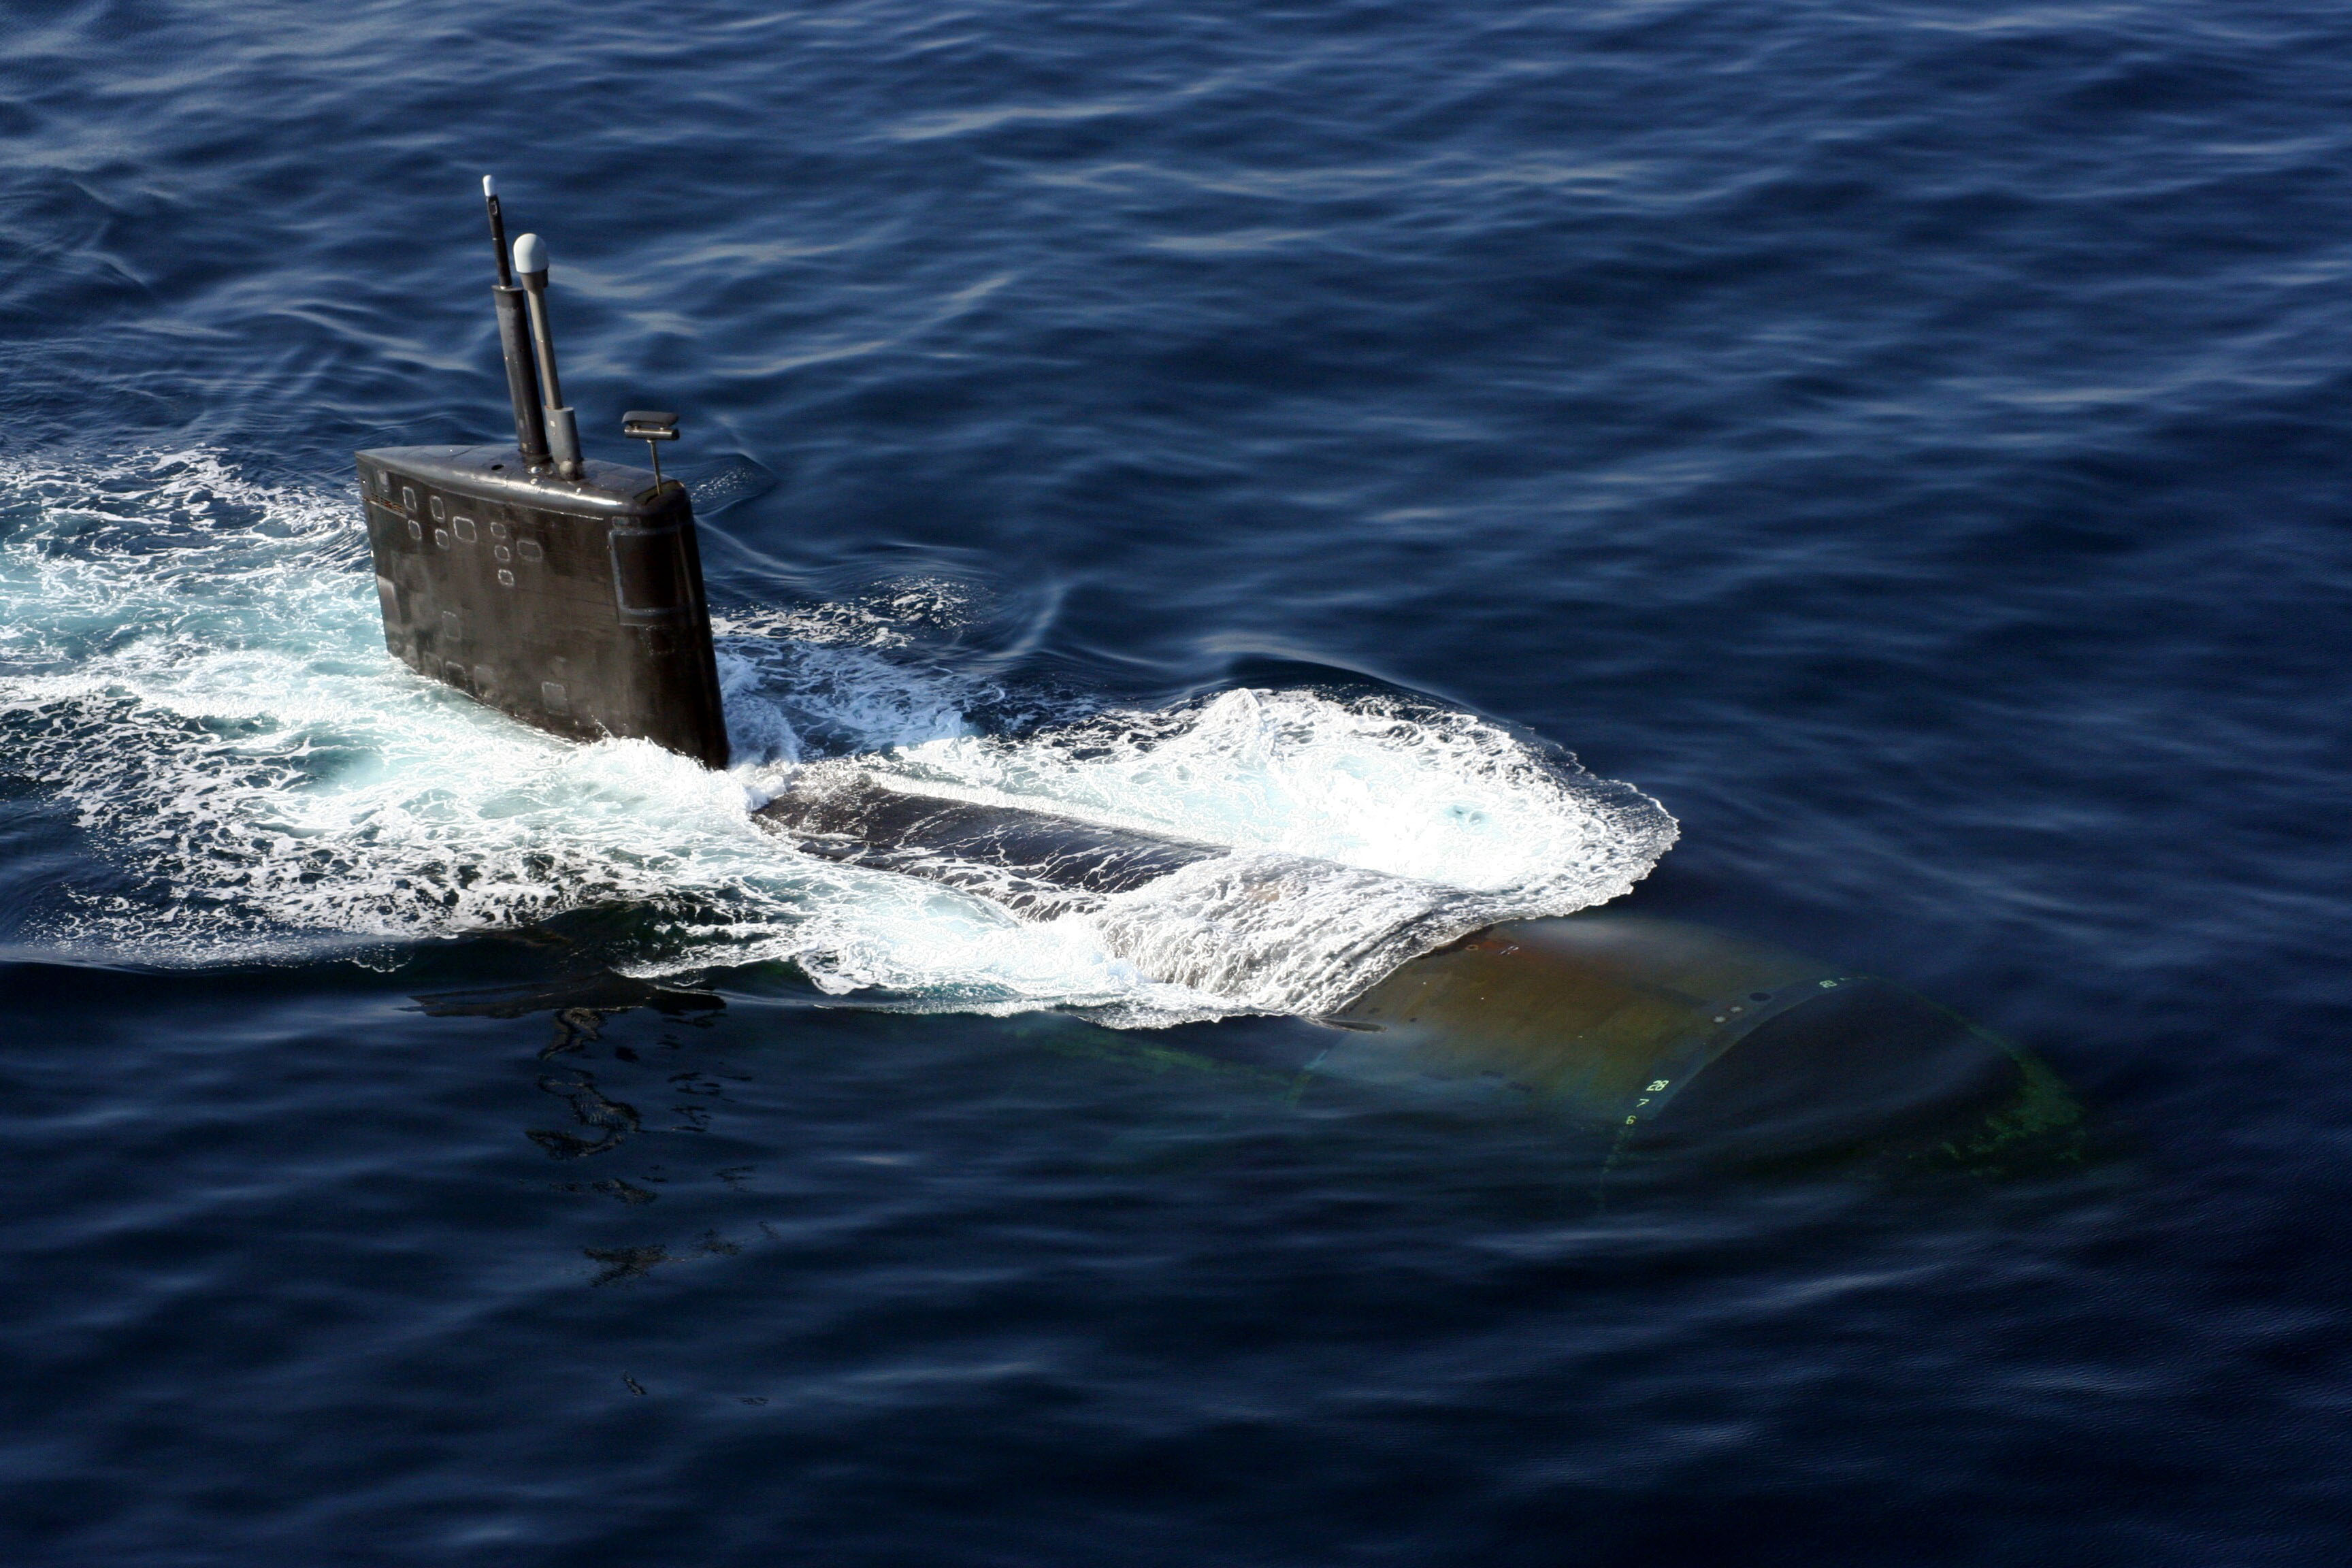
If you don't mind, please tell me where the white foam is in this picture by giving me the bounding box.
[871,686,1673,900]
[0,450,1677,1024]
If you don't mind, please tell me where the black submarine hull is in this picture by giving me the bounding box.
[355,180,2072,1167]
[347,452,2061,1162]
[755,766,2068,1163]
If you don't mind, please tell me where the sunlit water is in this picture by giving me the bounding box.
[2,1,2349,1563]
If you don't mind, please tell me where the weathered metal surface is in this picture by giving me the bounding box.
[358,443,729,768]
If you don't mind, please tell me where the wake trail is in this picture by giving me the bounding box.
[0,450,1676,1024]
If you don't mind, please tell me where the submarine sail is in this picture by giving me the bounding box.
[357,180,729,768]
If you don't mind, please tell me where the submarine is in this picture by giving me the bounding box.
[357,181,2076,1169]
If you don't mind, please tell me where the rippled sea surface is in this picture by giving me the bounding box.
[5,1,2350,1561]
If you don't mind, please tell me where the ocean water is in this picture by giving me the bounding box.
[3,0,2349,1561]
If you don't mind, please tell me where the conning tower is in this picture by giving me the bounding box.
[357,178,729,768]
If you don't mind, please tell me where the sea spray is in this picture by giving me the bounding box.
[0,451,1676,1021]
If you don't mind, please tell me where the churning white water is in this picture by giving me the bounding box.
[0,451,1676,1024]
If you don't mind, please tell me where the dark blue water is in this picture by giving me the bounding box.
[5,1,2351,1561]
